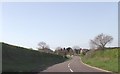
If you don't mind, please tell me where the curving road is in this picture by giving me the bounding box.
[41,56,108,72]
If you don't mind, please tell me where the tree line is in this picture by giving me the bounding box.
[37,33,113,56]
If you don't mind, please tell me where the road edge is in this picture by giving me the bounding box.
[79,57,112,73]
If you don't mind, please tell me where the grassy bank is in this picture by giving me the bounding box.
[2,42,68,72]
[81,48,119,73]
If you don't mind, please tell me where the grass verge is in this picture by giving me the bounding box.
[81,48,119,73]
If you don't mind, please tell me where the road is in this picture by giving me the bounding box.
[41,56,108,72]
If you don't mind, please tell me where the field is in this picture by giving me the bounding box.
[81,48,119,73]
[2,42,68,72]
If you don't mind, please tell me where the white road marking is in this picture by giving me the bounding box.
[70,68,73,72]
[68,63,74,72]
[68,63,70,67]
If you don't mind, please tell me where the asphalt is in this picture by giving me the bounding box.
[40,56,106,72]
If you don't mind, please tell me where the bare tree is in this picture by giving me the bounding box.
[90,33,113,50]
[38,41,49,49]
[89,41,97,49]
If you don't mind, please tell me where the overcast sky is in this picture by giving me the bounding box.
[1,2,118,50]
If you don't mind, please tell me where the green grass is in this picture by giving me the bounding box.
[81,48,119,73]
[2,42,68,72]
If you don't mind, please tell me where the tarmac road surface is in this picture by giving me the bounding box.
[41,56,107,72]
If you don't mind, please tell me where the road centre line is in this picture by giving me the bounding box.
[68,63,74,72]
[70,68,73,72]
[68,63,70,67]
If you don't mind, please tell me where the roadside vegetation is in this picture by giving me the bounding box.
[2,42,68,72]
[2,33,118,73]
[81,48,118,73]
[81,33,119,73]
